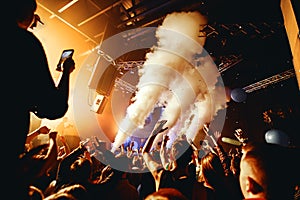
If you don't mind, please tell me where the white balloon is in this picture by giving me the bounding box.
[265,129,290,147]
[231,88,247,103]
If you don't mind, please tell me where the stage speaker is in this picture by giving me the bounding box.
[90,94,108,114]
[96,64,118,96]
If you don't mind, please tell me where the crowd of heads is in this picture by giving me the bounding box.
[19,123,300,200]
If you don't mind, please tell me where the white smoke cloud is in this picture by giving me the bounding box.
[111,11,227,152]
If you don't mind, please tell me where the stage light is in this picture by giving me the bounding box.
[58,0,78,13]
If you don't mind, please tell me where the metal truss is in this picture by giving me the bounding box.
[217,54,243,73]
[243,68,296,93]
[199,21,284,39]
[116,60,145,70]
[114,77,136,93]
[114,60,296,94]
[113,53,243,93]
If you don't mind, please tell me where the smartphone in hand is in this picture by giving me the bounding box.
[56,49,74,71]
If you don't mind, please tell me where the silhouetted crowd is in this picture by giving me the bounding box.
[20,123,300,200]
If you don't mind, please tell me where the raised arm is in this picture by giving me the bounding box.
[26,125,51,145]
[33,56,75,120]
[212,130,232,176]
[36,131,59,177]
[57,135,71,160]
[142,120,168,174]
[160,134,170,170]
[142,132,161,173]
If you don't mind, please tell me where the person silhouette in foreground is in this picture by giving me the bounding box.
[4,0,75,198]
[239,141,299,200]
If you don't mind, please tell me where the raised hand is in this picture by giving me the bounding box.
[213,131,222,141]
[38,126,51,135]
[62,57,75,74]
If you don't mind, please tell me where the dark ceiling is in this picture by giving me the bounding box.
[36,0,290,42]
[38,0,300,146]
